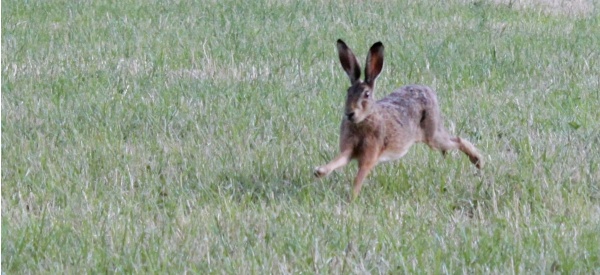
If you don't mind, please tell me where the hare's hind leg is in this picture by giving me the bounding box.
[427,132,483,169]
[453,136,483,169]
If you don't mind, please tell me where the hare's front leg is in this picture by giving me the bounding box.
[351,153,378,199]
[314,149,352,178]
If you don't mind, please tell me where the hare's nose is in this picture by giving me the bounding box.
[346,112,355,121]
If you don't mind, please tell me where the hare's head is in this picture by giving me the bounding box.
[337,39,384,124]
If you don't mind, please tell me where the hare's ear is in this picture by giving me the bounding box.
[337,39,361,84]
[365,42,384,85]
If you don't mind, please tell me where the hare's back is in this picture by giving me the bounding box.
[378,84,439,112]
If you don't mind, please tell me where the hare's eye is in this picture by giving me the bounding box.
[364,92,370,98]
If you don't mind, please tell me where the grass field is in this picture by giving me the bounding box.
[2,0,599,273]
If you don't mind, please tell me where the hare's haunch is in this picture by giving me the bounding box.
[314,40,483,200]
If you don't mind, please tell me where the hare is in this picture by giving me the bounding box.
[314,39,483,199]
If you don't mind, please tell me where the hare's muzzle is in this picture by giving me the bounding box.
[346,112,355,122]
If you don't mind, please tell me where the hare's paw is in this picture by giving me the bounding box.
[314,166,329,178]
[470,154,484,169]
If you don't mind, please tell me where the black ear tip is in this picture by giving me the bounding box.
[337,39,350,51]
[374,41,384,48]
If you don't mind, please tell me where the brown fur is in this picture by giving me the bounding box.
[314,40,483,199]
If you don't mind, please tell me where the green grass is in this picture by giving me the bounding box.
[2,0,599,273]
